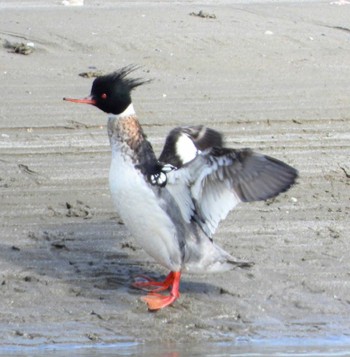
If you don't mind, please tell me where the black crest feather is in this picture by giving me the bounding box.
[106,65,151,92]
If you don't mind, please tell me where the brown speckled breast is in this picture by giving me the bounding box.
[108,115,147,162]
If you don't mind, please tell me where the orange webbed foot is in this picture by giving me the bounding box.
[132,272,174,292]
[135,271,181,311]
[142,292,179,311]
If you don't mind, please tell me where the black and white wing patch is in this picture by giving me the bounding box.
[136,160,175,187]
[167,147,298,237]
[159,125,223,168]
[148,163,176,187]
[135,140,176,187]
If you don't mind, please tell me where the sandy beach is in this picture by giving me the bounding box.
[1,0,350,351]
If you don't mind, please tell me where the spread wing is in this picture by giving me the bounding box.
[166,147,298,237]
[159,125,223,168]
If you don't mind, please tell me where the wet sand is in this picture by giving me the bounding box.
[0,0,350,349]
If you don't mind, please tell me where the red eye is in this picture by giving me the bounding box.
[101,93,107,99]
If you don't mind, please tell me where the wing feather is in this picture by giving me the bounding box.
[159,125,223,168]
[167,147,298,237]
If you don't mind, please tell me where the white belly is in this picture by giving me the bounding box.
[109,152,182,271]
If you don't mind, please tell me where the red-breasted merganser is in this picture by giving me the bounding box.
[64,66,298,311]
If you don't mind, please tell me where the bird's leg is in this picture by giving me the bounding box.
[132,271,175,292]
[142,271,181,311]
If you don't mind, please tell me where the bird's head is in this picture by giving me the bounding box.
[64,66,148,115]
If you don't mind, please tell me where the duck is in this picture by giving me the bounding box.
[64,66,298,310]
